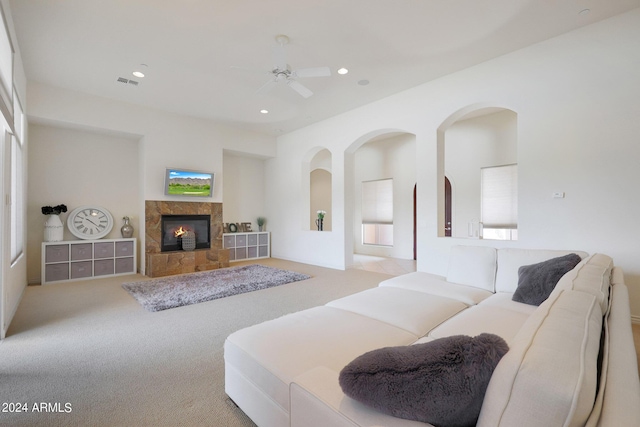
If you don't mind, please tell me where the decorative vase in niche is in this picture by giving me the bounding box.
[315,218,324,231]
[121,216,134,238]
[181,230,196,251]
[44,214,64,242]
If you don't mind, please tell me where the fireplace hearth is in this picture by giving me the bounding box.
[161,214,211,252]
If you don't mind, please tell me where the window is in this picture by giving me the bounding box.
[10,92,24,261]
[9,133,22,261]
[362,178,393,246]
[481,164,517,240]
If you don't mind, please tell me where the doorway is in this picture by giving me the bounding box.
[445,177,452,237]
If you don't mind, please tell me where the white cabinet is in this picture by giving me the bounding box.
[42,238,137,284]
[223,232,270,262]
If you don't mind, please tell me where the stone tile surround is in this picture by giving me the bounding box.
[145,201,230,277]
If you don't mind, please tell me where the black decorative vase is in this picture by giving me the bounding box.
[315,218,323,231]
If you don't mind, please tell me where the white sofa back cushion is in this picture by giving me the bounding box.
[552,253,613,313]
[494,249,588,293]
[477,290,602,427]
[446,246,497,292]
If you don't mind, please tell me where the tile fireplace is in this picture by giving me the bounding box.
[145,201,229,277]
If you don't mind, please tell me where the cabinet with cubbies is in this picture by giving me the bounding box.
[41,238,137,284]
[223,232,270,262]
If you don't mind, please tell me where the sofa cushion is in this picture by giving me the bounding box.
[446,246,497,292]
[338,334,509,427]
[291,367,430,427]
[428,305,531,345]
[477,290,602,427]
[326,287,467,336]
[224,306,418,414]
[494,248,588,293]
[512,253,582,306]
[477,293,538,316]
[551,253,613,313]
[379,271,493,306]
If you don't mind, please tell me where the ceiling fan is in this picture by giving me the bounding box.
[254,34,331,99]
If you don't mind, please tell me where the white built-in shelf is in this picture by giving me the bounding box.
[41,238,137,285]
[223,232,270,262]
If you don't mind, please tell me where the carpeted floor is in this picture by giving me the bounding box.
[0,258,393,427]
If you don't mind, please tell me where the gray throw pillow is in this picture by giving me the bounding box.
[512,253,582,306]
[338,333,509,427]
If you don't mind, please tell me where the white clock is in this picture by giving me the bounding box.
[67,206,114,240]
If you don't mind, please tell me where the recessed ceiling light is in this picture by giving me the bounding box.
[132,71,145,78]
[260,109,269,114]
[357,79,370,86]
[579,8,590,16]
[337,68,349,75]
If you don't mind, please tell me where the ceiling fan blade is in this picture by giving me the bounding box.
[293,66,331,78]
[287,79,313,98]
[256,79,277,96]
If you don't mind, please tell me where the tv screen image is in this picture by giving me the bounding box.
[165,168,214,197]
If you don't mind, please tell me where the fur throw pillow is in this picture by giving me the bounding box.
[338,333,509,427]
[512,253,582,306]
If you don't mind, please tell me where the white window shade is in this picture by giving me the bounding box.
[362,178,393,224]
[481,164,518,229]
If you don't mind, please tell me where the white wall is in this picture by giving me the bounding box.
[222,151,267,231]
[267,9,640,317]
[26,124,140,283]
[353,134,416,259]
[445,110,517,238]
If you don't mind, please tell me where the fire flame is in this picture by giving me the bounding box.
[174,226,188,237]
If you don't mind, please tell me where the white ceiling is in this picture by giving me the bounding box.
[9,0,640,136]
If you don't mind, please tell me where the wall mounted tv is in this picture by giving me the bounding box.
[164,168,214,197]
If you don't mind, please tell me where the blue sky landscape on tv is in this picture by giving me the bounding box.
[167,169,213,196]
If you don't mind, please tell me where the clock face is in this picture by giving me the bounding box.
[67,206,114,240]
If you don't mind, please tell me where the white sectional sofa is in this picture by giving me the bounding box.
[224,246,640,427]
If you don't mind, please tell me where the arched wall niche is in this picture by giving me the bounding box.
[302,147,332,231]
[344,128,417,265]
[437,103,518,239]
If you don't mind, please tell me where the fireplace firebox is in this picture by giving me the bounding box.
[161,214,211,252]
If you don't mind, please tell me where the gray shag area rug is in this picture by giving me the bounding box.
[122,264,311,312]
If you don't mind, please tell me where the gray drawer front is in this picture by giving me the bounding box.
[258,233,269,245]
[248,234,258,245]
[259,245,269,257]
[45,245,69,263]
[115,241,134,257]
[94,259,114,276]
[71,261,92,279]
[45,264,69,282]
[224,235,235,248]
[115,257,134,274]
[71,243,92,261]
[236,235,247,247]
[248,246,257,258]
[94,242,114,259]
[235,248,247,260]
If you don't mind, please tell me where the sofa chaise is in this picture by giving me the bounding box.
[224,246,640,426]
